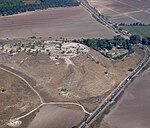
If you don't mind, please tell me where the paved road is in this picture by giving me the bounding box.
[79,45,150,128]
[78,0,131,39]
[77,1,150,127]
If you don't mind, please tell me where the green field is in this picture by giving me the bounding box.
[121,25,150,38]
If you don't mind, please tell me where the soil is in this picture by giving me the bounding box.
[28,105,84,128]
[88,0,150,24]
[104,67,150,128]
[0,6,115,39]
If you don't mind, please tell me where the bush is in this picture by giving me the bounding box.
[128,68,134,72]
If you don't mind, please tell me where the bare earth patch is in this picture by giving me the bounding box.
[88,0,150,24]
[28,105,84,128]
[0,6,115,39]
[104,67,150,128]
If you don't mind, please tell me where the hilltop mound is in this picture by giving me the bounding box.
[0,40,143,108]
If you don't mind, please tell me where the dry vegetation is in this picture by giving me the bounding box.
[0,69,40,128]
[0,0,148,127]
[0,39,144,111]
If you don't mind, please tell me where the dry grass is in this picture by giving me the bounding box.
[0,69,40,128]
[0,44,144,111]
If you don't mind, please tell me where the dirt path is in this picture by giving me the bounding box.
[0,64,90,127]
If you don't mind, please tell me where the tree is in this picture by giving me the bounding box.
[129,35,141,44]
[142,38,148,45]
[72,126,78,128]
[147,37,150,45]
[114,35,125,47]
[126,39,132,51]
[122,41,127,49]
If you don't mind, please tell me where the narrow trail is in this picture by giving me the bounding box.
[0,65,91,127]
[0,66,44,104]
[15,102,91,121]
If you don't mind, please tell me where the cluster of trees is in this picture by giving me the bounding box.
[74,35,150,53]
[73,35,133,52]
[0,0,80,15]
[141,37,150,45]
[119,22,150,26]
[129,35,150,45]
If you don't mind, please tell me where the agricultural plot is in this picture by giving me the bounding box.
[88,0,150,24]
[0,7,115,39]
[129,11,150,24]
[104,68,150,128]
[120,25,150,38]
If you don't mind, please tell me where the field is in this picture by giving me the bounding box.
[104,67,150,128]
[28,105,84,128]
[0,69,40,128]
[121,25,150,38]
[0,6,115,39]
[88,0,150,24]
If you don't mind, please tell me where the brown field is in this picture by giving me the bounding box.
[0,44,144,111]
[28,105,84,128]
[111,15,137,24]
[129,11,150,24]
[0,69,40,128]
[88,0,150,24]
[0,6,115,39]
[117,0,150,9]
[104,67,150,128]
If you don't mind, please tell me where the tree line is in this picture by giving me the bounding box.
[119,22,150,26]
[0,0,80,16]
[73,34,150,52]
[73,35,132,51]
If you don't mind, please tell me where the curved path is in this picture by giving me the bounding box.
[15,102,90,121]
[0,65,91,127]
[0,66,44,104]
